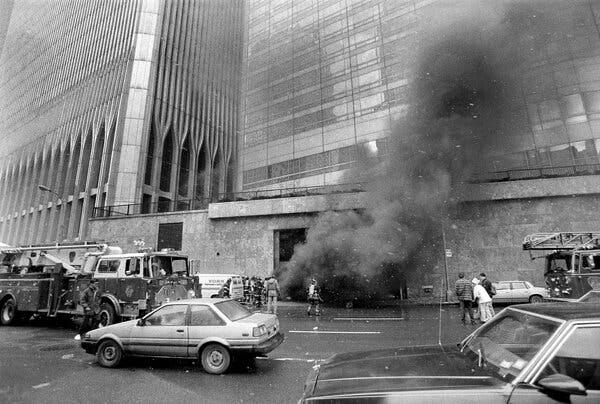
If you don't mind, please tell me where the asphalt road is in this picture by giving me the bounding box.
[0,303,479,404]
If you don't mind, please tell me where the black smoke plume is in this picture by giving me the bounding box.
[280,1,563,306]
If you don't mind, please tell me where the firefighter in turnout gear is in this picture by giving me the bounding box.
[219,278,231,298]
[265,276,280,314]
[253,277,264,308]
[75,278,101,339]
[307,278,322,316]
[243,276,252,304]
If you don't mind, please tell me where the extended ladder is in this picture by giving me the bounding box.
[523,232,600,250]
[0,241,107,253]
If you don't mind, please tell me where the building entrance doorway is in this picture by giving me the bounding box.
[274,228,306,272]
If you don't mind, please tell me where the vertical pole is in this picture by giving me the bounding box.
[442,222,449,303]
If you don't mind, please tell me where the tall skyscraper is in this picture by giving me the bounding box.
[241,0,600,189]
[2,0,600,296]
[0,0,243,245]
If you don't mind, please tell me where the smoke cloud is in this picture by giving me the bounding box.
[280,0,568,305]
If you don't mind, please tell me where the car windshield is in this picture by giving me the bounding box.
[460,309,561,382]
[578,290,600,303]
[214,300,252,321]
[148,256,188,277]
[172,257,188,274]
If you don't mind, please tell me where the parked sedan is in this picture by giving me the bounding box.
[81,298,284,374]
[492,280,549,304]
[300,303,600,403]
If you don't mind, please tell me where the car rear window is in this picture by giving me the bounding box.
[214,300,251,321]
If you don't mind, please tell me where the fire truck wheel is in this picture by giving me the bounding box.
[97,339,122,368]
[1,298,17,325]
[200,343,231,374]
[99,303,117,327]
[529,295,543,304]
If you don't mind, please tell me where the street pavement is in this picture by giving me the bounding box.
[0,302,481,404]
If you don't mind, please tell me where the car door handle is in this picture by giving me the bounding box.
[176,329,184,333]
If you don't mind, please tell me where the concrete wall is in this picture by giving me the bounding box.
[88,193,367,278]
[89,209,313,277]
[447,195,600,287]
[88,180,600,301]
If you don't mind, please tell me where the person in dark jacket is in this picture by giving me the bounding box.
[479,273,495,297]
[253,277,264,308]
[243,276,252,304]
[76,278,102,340]
[455,272,475,325]
[219,278,231,298]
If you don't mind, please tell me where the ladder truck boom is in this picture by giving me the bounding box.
[523,232,600,301]
[523,232,600,251]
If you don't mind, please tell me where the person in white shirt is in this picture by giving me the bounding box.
[472,278,493,323]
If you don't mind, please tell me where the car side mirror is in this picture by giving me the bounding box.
[137,319,145,326]
[538,374,586,396]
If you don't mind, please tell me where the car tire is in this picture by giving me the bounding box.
[529,295,543,304]
[200,343,231,374]
[0,298,17,325]
[96,339,123,368]
[99,302,117,327]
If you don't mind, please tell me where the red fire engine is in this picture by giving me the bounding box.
[0,242,201,326]
[523,232,600,300]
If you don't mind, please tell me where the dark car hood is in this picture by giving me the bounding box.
[311,345,502,397]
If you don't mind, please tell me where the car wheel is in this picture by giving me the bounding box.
[529,295,543,304]
[201,343,231,374]
[99,303,117,327]
[96,339,122,368]
[0,298,17,325]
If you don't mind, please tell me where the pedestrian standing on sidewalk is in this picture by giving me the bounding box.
[478,272,496,317]
[75,278,101,340]
[455,272,475,325]
[472,277,493,323]
[265,275,280,314]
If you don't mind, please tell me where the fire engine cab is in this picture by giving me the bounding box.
[523,232,600,300]
[0,242,201,326]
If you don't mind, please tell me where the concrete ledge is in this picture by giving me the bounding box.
[208,192,368,218]
[462,175,600,201]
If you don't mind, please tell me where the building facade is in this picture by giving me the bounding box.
[0,0,243,245]
[241,0,600,189]
[2,0,600,300]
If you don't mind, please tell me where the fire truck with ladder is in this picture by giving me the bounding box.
[0,242,201,326]
[523,232,600,300]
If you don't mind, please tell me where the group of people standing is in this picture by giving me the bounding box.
[225,275,281,315]
[455,272,496,325]
[229,275,324,317]
[235,276,275,310]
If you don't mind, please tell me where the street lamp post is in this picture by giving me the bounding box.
[38,184,60,199]
[38,184,66,241]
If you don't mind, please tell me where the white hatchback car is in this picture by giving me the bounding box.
[492,280,549,304]
[81,298,283,374]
